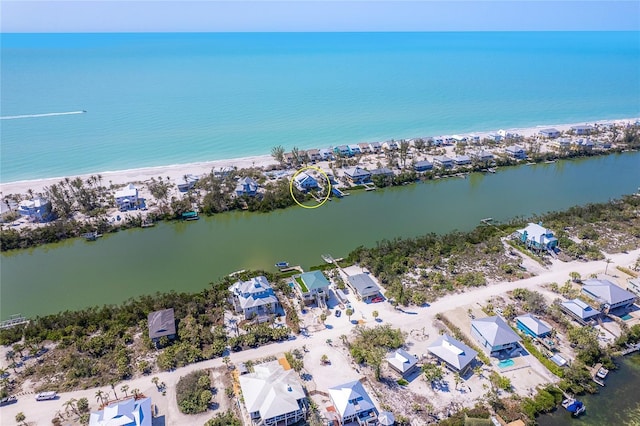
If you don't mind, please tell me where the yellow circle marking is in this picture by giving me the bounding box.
[289,166,332,209]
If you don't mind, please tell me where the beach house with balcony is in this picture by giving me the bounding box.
[570,125,594,135]
[148,308,176,346]
[334,145,352,157]
[358,143,372,154]
[235,177,259,197]
[538,128,561,139]
[239,361,307,426]
[344,167,371,185]
[17,197,52,222]
[347,274,381,302]
[453,155,472,166]
[292,270,330,305]
[433,155,453,168]
[515,223,558,251]
[319,148,333,161]
[328,380,378,425]
[413,160,433,172]
[229,276,279,320]
[382,140,399,151]
[293,172,318,192]
[427,334,478,374]
[348,144,362,155]
[471,316,521,354]
[560,299,600,325]
[370,167,395,178]
[515,313,552,338]
[306,149,322,162]
[505,145,526,159]
[369,142,382,153]
[89,397,152,426]
[115,184,139,211]
[581,279,637,311]
[470,150,494,162]
[386,349,419,377]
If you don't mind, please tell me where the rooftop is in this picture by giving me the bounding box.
[328,380,376,420]
[386,348,418,374]
[515,313,552,336]
[347,274,380,297]
[427,334,477,371]
[560,298,600,320]
[89,397,152,426]
[582,279,636,306]
[471,316,521,346]
[147,308,176,340]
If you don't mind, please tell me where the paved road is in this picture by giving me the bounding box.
[1,249,638,425]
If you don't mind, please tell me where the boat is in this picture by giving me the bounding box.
[321,254,333,264]
[596,366,609,379]
[562,398,586,416]
[181,211,199,221]
[275,262,289,269]
[545,160,557,164]
[82,231,102,241]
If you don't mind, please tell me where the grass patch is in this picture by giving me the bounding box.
[617,265,638,278]
[397,378,409,386]
[294,276,309,292]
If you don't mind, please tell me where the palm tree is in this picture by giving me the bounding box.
[95,389,106,407]
[271,145,285,167]
[131,388,141,399]
[345,308,354,322]
[120,385,129,398]
[110,380,118,400]
[15,412,26,425]
[371,310,379,322]
[63,398,77,417]
[604,258,612,275]
[151,376,160,390]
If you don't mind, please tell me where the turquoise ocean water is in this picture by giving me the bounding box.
[1,32,639,182]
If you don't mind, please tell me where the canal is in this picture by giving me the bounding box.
[1,152,639,319]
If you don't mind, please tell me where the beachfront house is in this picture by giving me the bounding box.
[386,349,419,377]
[369,142,382,153]
[382,140,399,151]
[17,197,52,222]
[581,279,637,311]
[344,167,371,185]
[505,145,526,159]
[229,276,279,320]
[538,128,561,139]
[427,333,478,375]
[235,177,259,197]
[627,278,640,296]
[358,143,372,154]
[319,148,333,161]
[328,380,378,425]
[283,152,296,166]
[571,125,594,135]
[115,183,139,211]
[334,145,352,157]
[413,160,433,172]
[213,166,234,178]
[347,273,381,302]
[89,397,152,426]
[471,316,522,354]
[433,155,453,168]
[515,313,552,338]
[306,149,322,162]
[293,172,318,192]
[292,270,330,305]
[453,155,472,166]
[239,361,307,426]
[487,133,503,142]
[348,144,362,155]
[515,223,558,251]
[560,299,600,325]
[147,308,176,346]
[178,174,199,192]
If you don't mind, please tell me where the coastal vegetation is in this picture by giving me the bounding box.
[175,370,212,414]
[345,325,405,380]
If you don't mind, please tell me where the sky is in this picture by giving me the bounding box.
[2,0,639,32]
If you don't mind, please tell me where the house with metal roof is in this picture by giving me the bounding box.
[235,177,259,197]
[433,155,453,168]
[515,313,552,338]
[370,167,395,178]
[582,279,637,310]
[345,167,372,185]
[347,274,381,301]
[470,150,494,162]
[453,155,471,166]
[292,270,330,305]
[239,361,307,426]
[560,299,600,325]
[628,278,640,296]
[147,308,176,345]
[229,276,279,320]
[427,333,478,374]
[538,128,561,138]
[115,183,139,211]
[358,143,372,154]
[382,140,399,151]
[413,160,433,172]
[515,223,558,251]
[17,197,53,222]
[369,142,382,153]
[570,125,594,135]
[293,172,318,192]
[89,397,152,426]
[505,145,526,159]
[386,349,419,377]
[471,316,522,354]
[334,145,353,157]
[328,380,378,425]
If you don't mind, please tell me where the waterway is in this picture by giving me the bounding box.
[538,353,640,426]
[1,152,639,319]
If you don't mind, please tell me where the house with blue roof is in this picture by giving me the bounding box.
[515,313,552,338]
[560,298,600,325]
[293,172,318,192]
[427,333,478,374]
[235,177,259,197]
[413,160,433,172]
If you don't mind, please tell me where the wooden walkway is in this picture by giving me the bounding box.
[0,314,28,330]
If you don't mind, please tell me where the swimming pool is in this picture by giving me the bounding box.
[498,359,515,369]
[621,314,633,321]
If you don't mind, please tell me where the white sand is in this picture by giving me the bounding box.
[2,117,636,197]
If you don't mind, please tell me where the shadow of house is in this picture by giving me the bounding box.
[148,308,176,348]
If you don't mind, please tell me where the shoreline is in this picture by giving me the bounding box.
[1,116,637,196]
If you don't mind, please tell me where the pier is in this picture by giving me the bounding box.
[0,314,28,330]
[620,342,640,356]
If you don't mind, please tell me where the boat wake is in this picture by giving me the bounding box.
[0,110,86,120]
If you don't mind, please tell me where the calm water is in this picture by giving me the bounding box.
[2,32,639,182]
[539,354,640,426]
[1,152,638,319]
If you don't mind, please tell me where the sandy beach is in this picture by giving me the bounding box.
[1,117,636,197]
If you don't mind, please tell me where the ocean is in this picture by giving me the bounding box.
[1,31,639,182]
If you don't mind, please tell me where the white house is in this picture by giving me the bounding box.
[386,349,419,376]
[115,183,139,211]
[89,397,152,426]
[382,140,399,151]
[471,316,521,354]
[347,274,381,301]
[292,270,330,305]
[229,276,279,320]
[628,278,640,296]
[348,144,362,155]
[293,172,318,192]
[306,149,322,162]
[570,125,594,135]
[470,150,494,162]
[239,361,307,426]
[581,279,637,311]
[319,148,333,161]
[505,145,526,159]
[369,142,382,153]
[433,155,453,168]
[538,128,561,139]
[515,223,558,251]
[235,177,259,197]
[453,155,471,166]
[328,380,378,425]
[358,143,372,153]
[427,333,478,374]
[17,197,52,222]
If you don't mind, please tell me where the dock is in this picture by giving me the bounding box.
[589,363,606,386]
[331,187,348,198]
[362,183,376,191]
[620,342,640,356]
[0,314,28,330]
[82,231,102,241]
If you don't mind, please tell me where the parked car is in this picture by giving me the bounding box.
[371,296,384,303]
[335,309,341,317]
[36,391,57,401]
[0,396,17,406]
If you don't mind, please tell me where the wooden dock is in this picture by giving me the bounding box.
[0,314,28,330]
[621,343,640,356]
